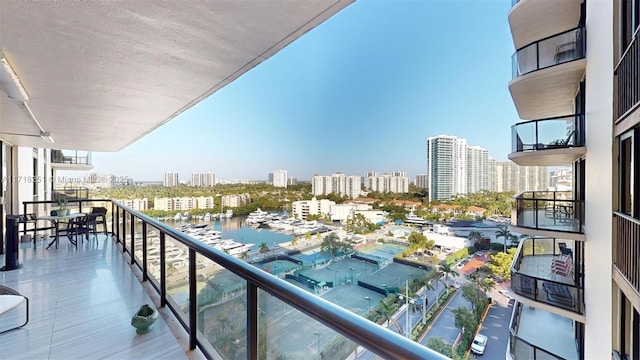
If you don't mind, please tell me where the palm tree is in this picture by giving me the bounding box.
[259,242,269,253]
[467,230,484,248]
[438,262,459,287]
[290,237,298,246]
[375,299,394,329]
[495,226,512,253]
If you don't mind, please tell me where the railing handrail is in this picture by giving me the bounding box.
[513,25,585,55]
[113,201,449,359]
[511,238,583,289]
[512,191,577,200]
[508,302,565,360]
[613,211,640,225]
[510,113,584,128]
[29,198,445,360]
[614,30,638,72]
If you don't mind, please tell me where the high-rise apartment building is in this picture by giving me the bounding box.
[493,161,548,193]
[163,172,179,187]
[191,172,215,187]
[363,171,409,193]
[272,169,288,188]
[311,173,361,199]
[466,146,490,193]
[505,1,624,358]
[414,174,429,189]
[287,177,298,186]
[427,135,493,202]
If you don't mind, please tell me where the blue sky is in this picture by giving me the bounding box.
[90,0,518,182]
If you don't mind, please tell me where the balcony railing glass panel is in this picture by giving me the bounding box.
[509,301,574,359]
[51,149,92,165]
[512,27,585,78]
[198,254,248,359]
[511,115,584,152]
[145,224,162,289]
[511,238,584,314]
[512,191,584,233]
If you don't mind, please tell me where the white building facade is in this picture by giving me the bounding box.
[272,169,288,188]
[163,172,179,187]
[311,173,361,199]
[363,171,409,193]
[291,197,335,220]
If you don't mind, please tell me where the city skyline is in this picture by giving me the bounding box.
[83,0,517,181]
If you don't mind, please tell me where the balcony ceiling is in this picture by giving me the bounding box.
[508,59,586,120]
[0,1,353,151]
[509,0,582,49]
[508,147,586,167]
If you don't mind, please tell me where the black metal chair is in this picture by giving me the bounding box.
[65,216,96,247]
[89,207,108,235]
[0,285,29,334]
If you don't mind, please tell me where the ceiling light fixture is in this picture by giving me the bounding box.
[0,51,29,101]
[39,132,55,144]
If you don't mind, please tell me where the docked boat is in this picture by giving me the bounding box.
[404,212,430,225]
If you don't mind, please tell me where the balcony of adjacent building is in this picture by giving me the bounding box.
[508,301,581,360]
[510,191,585,241]
[510,237,585,322]
[613,211,640,301]
[509,0,583,54]
[509,114,585,166]
[50,150,93,171]
[0,199,446,360]
[615,27,640,122]
[509,27,586,120]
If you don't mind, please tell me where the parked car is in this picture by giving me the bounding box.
[471,333,488,355]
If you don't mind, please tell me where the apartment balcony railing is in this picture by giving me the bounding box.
[510,238,584,314]
[512,191,584,234]
[615,33,640,119]
[613,212,640,293]
[52,187,90,201]
[509,301,571,360]
[512,27,585,78]
[51,149,92,166]
[21,199,447,360]
[511,114,584,152]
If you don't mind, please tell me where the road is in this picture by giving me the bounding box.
[420,290,472,346]
[473,288,513,358]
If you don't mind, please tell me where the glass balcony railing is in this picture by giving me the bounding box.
[511,114,584,153]
[509,301,577,360]
[613,212,640,294]
[51,149,92,166]
[512,27,585,78]
[21,199,448,360]
[510,238,584,314]
[615,34,640,118]
[512,191,584,234]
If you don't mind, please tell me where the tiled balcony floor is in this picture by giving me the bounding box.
[0,235,203,360]
[519,254,574,285]
[516,209,581,233]
[514,305,578,360]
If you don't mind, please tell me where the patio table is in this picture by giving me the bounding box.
[39,213,86,249]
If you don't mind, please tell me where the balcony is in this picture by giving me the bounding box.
[508,301,579,360]
[509,27,586,120]
[510,238,584,319]
[615,33,640,120]
[3,199,447,360]
[613,212,640,296]
[51,150,93,170]
[509,0,583,51]
[509,114,585,166]
[511,191,585,240]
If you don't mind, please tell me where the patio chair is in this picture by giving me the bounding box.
[0,285,29,334]
[65,215,97,247]
[89,207,108,235]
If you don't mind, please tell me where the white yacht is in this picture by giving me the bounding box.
[404,212,429,225]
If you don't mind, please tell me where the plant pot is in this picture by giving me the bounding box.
[58,209,69,216]
[131,304,158,334]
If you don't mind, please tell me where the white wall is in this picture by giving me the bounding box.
[584,1,613,357]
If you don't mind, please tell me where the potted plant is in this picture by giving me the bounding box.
[54,197,68,216]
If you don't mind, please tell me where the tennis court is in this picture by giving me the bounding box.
[257,259,302,276]
[359,262,432,291]
[354,242,407,266]
[297,257,379,287]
